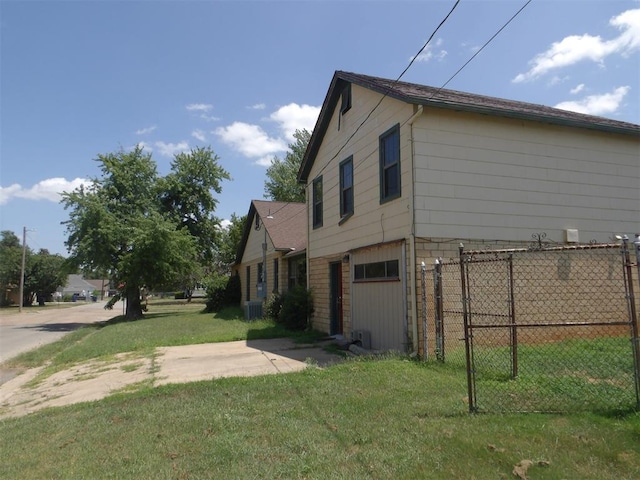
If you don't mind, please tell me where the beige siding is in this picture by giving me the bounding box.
[236,224,277,303]
[412,109,640,242]
[306,86,414,259]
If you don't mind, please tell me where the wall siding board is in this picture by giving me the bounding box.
[306,86,413,260]
[413,109,639,243]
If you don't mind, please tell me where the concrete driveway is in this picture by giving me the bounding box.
[0,336,344,419]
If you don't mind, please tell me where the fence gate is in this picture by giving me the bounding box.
[456,242,640,413]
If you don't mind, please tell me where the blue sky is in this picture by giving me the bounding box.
[1,0,638,255]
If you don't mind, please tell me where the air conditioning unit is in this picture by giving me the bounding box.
[244,300,263,320]
[351,330,371,350]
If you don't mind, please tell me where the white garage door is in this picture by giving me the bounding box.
[350,242,406,351]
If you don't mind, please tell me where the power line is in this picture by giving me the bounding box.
[435,0,533,94]
[305,0,533,206]
[267,0,532,224]
[310,0,462,185]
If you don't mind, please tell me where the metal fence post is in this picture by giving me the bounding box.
[459,243,476,412]
[421,261,428,361]
[508,253,518,379]
[434,258,444,361]
[622,237,640,409]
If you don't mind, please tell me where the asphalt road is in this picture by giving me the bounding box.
[0,301,118,364]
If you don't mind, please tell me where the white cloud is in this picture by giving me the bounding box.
[135,125,157,135]
[214,103,320,166]
[554,86,630,116]
[0,184,22,205]
[570,83,585,95]
[214,122,287,159]
[412,38,448,63]
[248,103,266,110]
[219,219,232,230]
[136,141,153,153]
[0,177,89,205]
[269,103,321,140]
[200,114,221,122]
[191,129,207,142]
[255,156,275,167]
[154,141,190,157]
[514,8,640,82]
[186,103,213,112]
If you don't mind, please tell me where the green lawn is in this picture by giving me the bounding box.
[4,300,319,371]
[1,301,639,478]
[1,359,638,479]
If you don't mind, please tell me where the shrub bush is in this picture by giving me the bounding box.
[264,292,283,321]
[204,273,241,313]
[174,291,185,300]
[279,286,314,331]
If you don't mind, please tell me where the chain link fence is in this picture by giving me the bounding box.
[422,239,640,413]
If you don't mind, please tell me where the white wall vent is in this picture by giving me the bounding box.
[565,229,579,243]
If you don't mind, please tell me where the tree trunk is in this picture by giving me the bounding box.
[125,285,144,319]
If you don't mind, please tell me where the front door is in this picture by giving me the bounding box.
[329,262,343,335]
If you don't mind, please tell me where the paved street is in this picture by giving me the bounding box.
[0,301,117,364]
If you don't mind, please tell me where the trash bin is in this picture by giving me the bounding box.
[91,295,97,302]
[72,293,78,302]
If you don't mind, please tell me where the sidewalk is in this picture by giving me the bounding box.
[0,338,344,419]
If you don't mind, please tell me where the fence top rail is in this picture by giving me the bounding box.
[463,242,622,256]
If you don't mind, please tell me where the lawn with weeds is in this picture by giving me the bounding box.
[1,357,638,479]
[4,301,318,373]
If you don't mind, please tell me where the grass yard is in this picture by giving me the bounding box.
[447,336,639,414]
[1,359,639,479]
[4,300,319,372]
[1,300,639,478]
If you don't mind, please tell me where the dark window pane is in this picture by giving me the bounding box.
[386,260,399,278]
[365,262,386,278]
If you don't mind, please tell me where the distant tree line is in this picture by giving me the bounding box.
[0,230,66,307]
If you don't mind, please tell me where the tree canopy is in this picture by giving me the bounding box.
[61,146,229,318]
[216,213,247,273]
[264,129,310,203]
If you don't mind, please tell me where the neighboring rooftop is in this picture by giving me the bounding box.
[235,200,307,264]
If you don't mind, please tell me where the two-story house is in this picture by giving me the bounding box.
[298,71,640,353]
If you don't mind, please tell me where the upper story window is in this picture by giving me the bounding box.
[379,124,401,203]
[312,176,323,229]
[341,84,352,114]
[339,156,354,220]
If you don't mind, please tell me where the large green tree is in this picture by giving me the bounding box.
[61,146,229,318]
[264,128,310,203]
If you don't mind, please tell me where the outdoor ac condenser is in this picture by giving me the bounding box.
[350,330,371,350]
[244,300,263,321]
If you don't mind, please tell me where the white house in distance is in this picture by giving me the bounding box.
[298,70,640,353]
[233,200,307,319]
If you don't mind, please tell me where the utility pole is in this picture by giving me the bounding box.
[19,226,27,313]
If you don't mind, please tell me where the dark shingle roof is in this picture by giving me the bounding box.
[235,200,306,265]
[299,71,640,183]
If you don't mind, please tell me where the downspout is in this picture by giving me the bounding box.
[407,105,423,354]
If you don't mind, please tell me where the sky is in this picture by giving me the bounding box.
[1,0,639,256]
